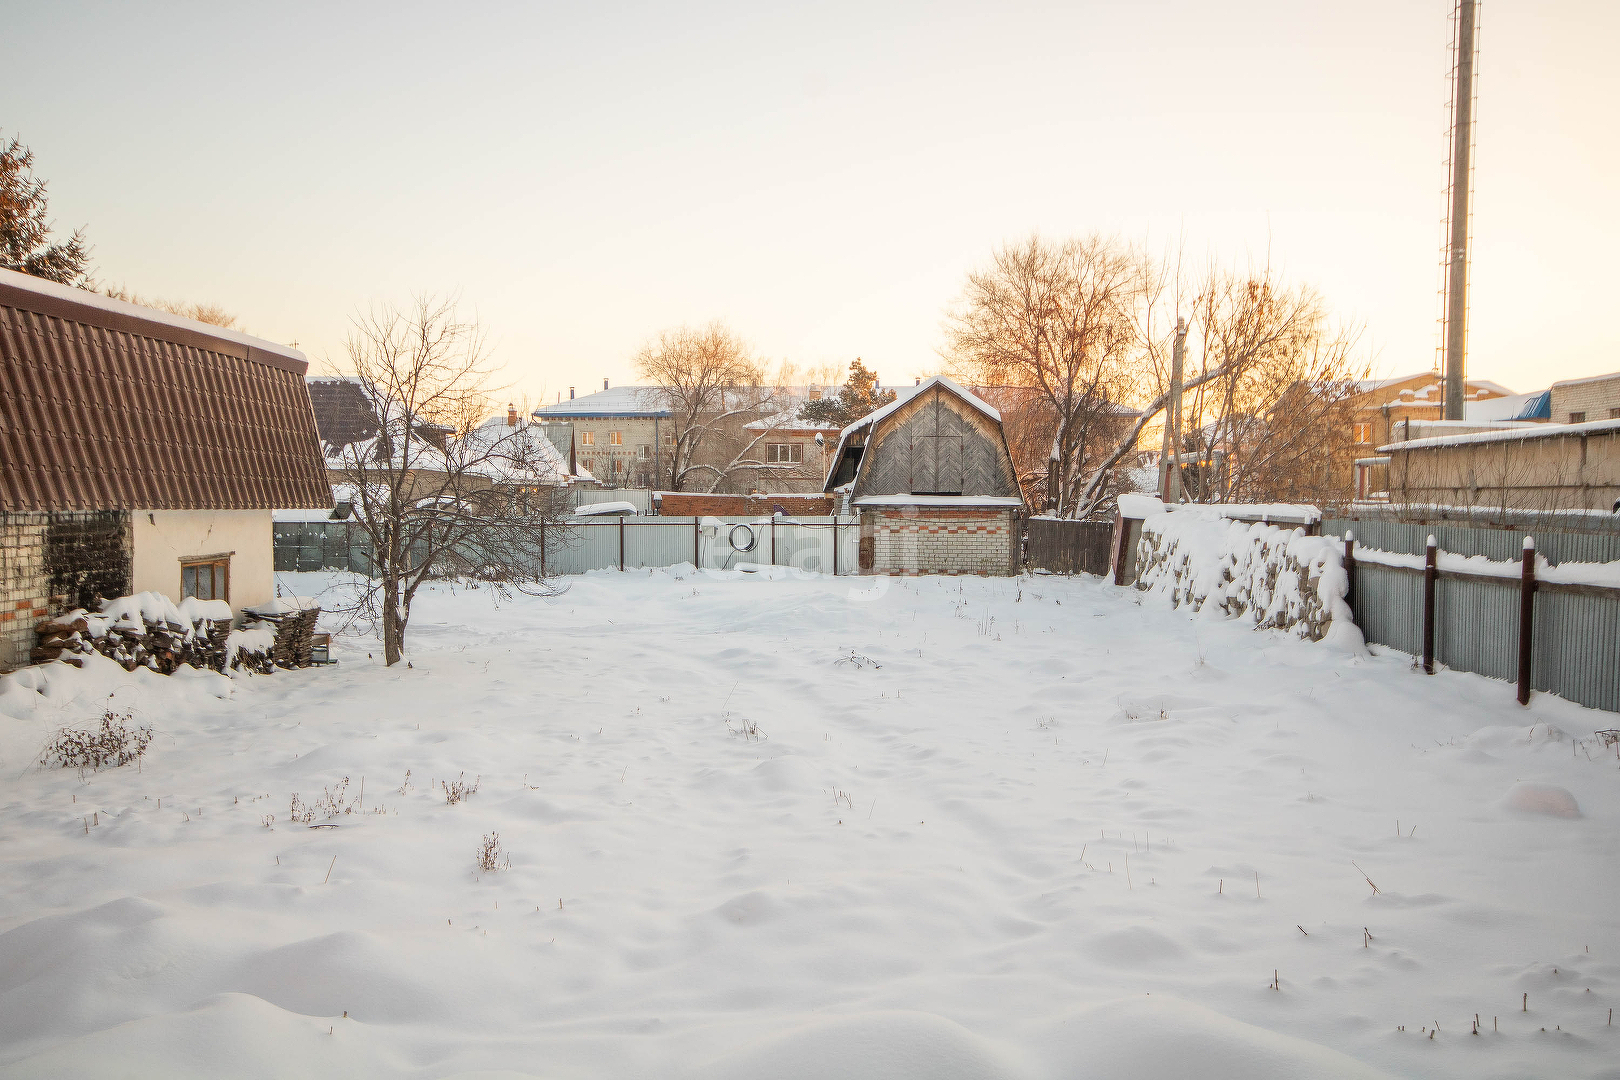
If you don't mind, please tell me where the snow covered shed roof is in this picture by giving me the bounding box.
[1465,389,1550,422]
[0,267,331,512]
[572,500,639,517]
[1379,417,1620,453]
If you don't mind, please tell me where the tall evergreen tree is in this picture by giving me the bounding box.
[800,358,896,429]
[0,133,90,285]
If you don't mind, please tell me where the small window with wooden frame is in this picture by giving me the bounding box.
[767,442,803,464]
[181,554,231,603]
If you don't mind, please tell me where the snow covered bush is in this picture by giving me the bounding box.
[40,710,153,773]
[1134,508,1358,645]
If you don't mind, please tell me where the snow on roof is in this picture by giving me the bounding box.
[853,494,1024,509]
[1380,417,1620,452]
[0,266,307,366]
[533,386,672,418]
[462,417,581,485]
[846,375,1000,432]
[1550,370,1620,390]
[1403,419,1543,436]
[1352,371,1514,400]
[1353,371,1435,394]
[743,408,842,431]
[1464,390,1550,422]
[572,501,639,516]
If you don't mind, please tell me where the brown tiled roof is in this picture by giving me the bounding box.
[306,377,380,452]
[0,269,332,511]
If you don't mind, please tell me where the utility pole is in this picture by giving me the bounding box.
[1159,317,1187,503]
[1443,0,1478,421]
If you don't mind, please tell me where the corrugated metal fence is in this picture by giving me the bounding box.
[275,517,861,578]
[1324,516,1620,713]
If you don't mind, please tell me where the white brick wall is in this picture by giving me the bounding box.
[1550,374,1620,425]
[0,513,50,671]
[868,509,1015,575]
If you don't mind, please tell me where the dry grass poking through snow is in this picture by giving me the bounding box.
[0,568,1617,1080]
[477,832,510,873]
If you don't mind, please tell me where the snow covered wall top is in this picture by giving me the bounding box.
[1134,508,1360,647]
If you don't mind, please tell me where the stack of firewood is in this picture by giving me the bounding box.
[31,615,94,668]
[247,607,322,669]
[32,609,261,674]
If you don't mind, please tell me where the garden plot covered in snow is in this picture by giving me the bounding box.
[0,568,1616,1079]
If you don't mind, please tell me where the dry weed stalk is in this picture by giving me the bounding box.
[477,832,510,873]
[41,710,152,773]
[442,773,480,805]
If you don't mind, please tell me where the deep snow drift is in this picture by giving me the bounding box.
[0,568,1616,1079]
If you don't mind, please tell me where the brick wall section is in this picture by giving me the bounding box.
[0,513,50,672]
[868,508,1016,576]
[1550,375,1620,425]
[656,493,834,517]
[0,511,133,672]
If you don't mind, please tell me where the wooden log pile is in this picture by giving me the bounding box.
[31,615,93,669]
[246,607,321,669]
[31,610,272,674]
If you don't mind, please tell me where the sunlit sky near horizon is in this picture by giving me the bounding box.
[7,1,1616,405]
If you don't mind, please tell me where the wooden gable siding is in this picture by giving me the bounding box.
[853,386,1018,499]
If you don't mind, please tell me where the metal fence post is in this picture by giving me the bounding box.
[1343,529,1356,615]
[540,519,547,578]
[832,519,839,576]
[771,517,776,565]
[618,517,625,572]
[1518,535,1536,706]
[694,517,700,567]
[1422,535,1437,674]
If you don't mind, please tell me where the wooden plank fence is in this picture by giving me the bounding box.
[1024,518,1114,576]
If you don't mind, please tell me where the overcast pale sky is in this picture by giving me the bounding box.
[7,1,1615,402]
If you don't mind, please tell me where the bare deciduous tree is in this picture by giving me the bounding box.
[329,295,573,665]
[944,234,1150,518]
[100,284,239,328]
[634,321,797,492]
[1175,273,1369,505]
[947,235,1367,518]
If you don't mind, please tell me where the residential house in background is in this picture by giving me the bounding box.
[1549,371,1620,426]
[0,267,330,671]
[307,383,593,508]
[535,380,854,494]
[740,406,841,493]
[533,382,670,488]
[1346,371,1532,499]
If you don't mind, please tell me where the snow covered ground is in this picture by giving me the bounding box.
[1,568,1617,1079]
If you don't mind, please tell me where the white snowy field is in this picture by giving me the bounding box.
[1,568,1617,1080]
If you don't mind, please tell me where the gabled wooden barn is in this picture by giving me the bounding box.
[823,375,1024,574]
